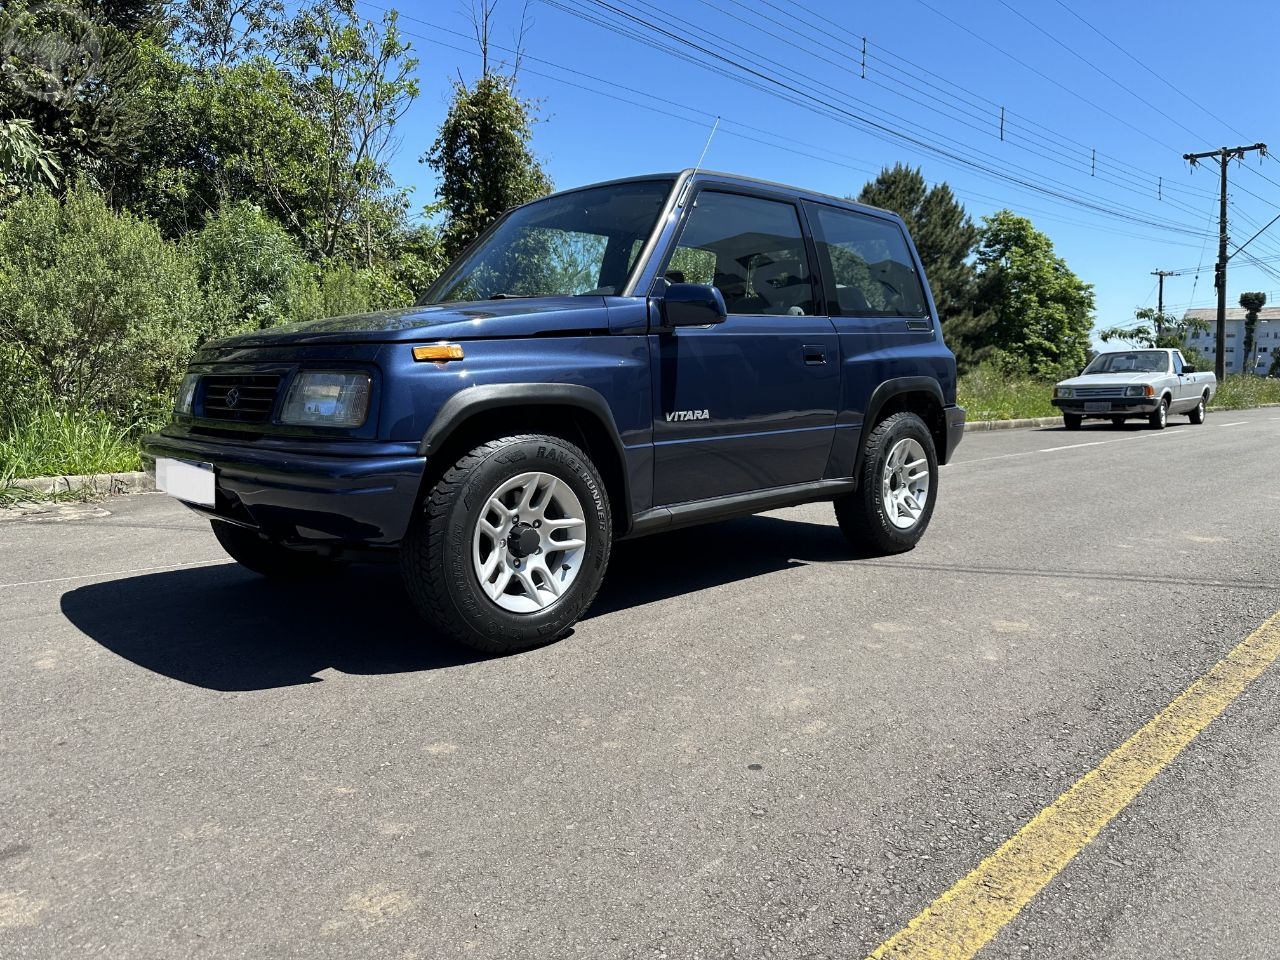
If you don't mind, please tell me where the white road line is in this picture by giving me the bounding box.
[1219,421,1248,427]
[0,558,235,590]
[1037,439,1129,453]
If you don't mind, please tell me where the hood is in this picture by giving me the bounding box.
[1057,372,1167,388]
[214,297,613,348]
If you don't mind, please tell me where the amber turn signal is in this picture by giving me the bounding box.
[412,344,465,362]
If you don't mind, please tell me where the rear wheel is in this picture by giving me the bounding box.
[1189,394,1207,424]
[835,412,938,554]
[1063,414,1083,431]
[211,521,344,579]
[400,434,611,654]
[1148,397,1169,430]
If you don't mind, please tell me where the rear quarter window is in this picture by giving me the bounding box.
[806,202,928,318]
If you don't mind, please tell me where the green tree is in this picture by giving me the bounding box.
[965,210,1095,377]
[857,163,979,333]
[1239,291,1266,375]
[0,185,206,419]
[425,71,551,261]
[133,0,418,266]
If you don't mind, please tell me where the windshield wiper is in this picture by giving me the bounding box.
[488,292,537,300]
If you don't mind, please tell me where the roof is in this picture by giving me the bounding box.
[1182,306,1280,322]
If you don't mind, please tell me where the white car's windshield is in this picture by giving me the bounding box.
[423,179,675,304]
[1083,351,1170,374]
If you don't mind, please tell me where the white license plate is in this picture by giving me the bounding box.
[155,457,216,506]
[1084,401,1111,413]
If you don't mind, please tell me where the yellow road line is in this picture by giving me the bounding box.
[867,610,1280,960]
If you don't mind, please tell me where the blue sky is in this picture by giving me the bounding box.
[370,0,1280,333]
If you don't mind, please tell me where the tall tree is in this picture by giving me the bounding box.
[965,210,1095,376]
[133,0,417,264]
[1239,291,1266,375]
[424,1,550,261]
[857,163,979,334]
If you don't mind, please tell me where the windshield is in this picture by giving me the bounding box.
[423,179,676,304]
[1082,350,1171,375]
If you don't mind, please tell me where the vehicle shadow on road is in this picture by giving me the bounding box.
[60,515,857,692]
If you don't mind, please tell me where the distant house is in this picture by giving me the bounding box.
[1180,306,1280,374]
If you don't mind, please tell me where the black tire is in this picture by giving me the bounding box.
[1110,416,1126,427]
[400,434,612,654]
[1148,397,1169,430]
[211,520,344,579]
[835,411,938,554]
[1189,394,1207,424]
[1063,414,1083,431]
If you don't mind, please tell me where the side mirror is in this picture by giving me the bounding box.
[655,282,727,328]
[1182,364,1196,373]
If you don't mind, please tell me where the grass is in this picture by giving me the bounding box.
[957,367,1058,421]
[0,403,141,499]
[1209,374,1280,410]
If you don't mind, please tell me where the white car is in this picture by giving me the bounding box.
[1051,348,1217,430]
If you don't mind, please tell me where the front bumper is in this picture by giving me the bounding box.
[144,431,426,549]
[1052,398,1159,416]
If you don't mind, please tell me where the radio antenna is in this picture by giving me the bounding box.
[678,115,720,207]
[691,115,721,177]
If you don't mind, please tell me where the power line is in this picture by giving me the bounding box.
[907,0,1183,154]
[546,0,1207,236]
[373,2,1212,248]
[991,0,1208,143]
[1046,0,1252,144]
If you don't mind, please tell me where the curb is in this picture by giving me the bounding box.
[964,415,1061,432]
[4,470,155,498]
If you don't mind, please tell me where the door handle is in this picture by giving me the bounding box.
[803,344,827,365]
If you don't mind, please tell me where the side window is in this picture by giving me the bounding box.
[1172,351,1184,375]
[667,191,815,316]
[807,203,928,317]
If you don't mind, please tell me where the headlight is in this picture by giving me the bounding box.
[279,371,371,427]
[1125,385,1144,397]
[1055,387,1073,399]
[175,373,199,414]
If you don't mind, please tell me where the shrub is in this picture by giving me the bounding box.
[0,186,206,419]
[188,201,317,335]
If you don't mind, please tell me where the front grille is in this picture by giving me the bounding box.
[199,374,282,423]
[1073,386,1123,398]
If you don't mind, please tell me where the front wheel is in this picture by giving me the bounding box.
[835,412,938,554]
[1148,398,1169,430]
[1063,414,1083,431]
[400,434,612,654]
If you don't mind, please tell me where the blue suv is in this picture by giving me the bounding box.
[146,171,965,653]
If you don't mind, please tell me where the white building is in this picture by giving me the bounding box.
[1180,306,1280,374]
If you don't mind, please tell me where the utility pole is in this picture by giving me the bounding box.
[1150,269,1176,337]
[1182,143,1267,379]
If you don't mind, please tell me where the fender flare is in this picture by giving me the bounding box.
[417,382,632,521]
[849,377,949,477]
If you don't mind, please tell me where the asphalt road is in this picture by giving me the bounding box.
[3,407,1279,959]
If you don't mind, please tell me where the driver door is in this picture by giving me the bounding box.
[649,188,840,506]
